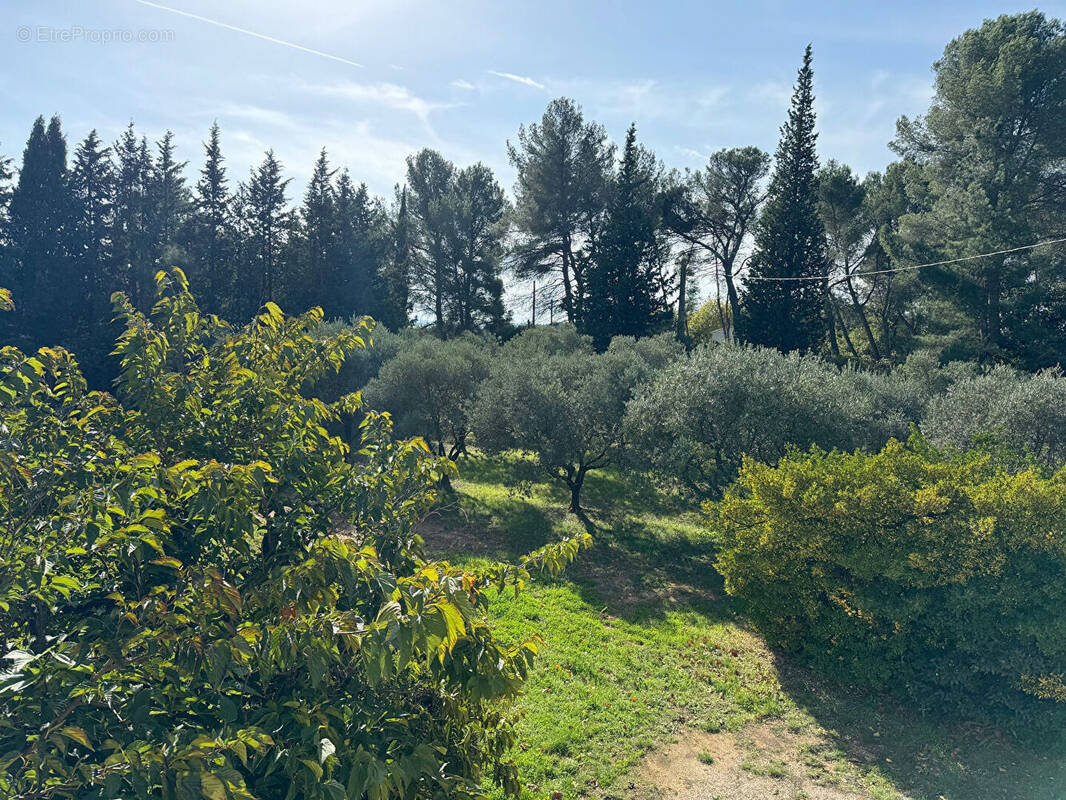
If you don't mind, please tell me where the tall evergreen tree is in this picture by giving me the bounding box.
[68,130,117,383]
[508,98,614,326]
[297,149,337,313]
[663,146,770,340]
[331,170,387,320]
[0,143,14,319]
[586,124,668,349]
[0,144,11,236]
[442,163,508,335]
[891,11,1066,367]
[235,150,291,319]
[816,160,885,360]
[5,116,76,348]
[738,45,827,352]
[183,122,235,318]
[405,149,455,333]
[111,124,154,309]
[146,130,190,272]
[375,185,412,331]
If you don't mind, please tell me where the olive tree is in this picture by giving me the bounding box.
[624,344,915,497]
[921,366,1066,469]
[500,321,593,358]
[363,334,495,466]
[473,332,680,515]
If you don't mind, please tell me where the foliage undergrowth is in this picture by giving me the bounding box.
[0,273,588,800]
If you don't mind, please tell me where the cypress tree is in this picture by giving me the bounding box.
[6,116,75,348]
[738,45,827,352]
[586,124,667,349]
[184,122,234,317]
[375,185,411,331]
[332,171,388,320]
[298,149,337,313]
[111,124,154,309]
[146,131,190,270]
[68,130,117,383]
[235,151,291,318]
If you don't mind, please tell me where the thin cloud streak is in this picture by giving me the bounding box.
[487,70,545,89]
[131,0,365,68]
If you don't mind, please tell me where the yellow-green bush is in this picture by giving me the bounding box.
[710,437,1066,719]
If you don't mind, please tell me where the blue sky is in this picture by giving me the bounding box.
[4,0,1065,200]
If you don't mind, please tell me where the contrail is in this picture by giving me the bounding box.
[488,70,545,90]
[131,0,364,68]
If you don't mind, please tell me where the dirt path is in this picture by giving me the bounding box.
[635,722,907,800]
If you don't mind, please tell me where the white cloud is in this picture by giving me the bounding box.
[697,87,730,109]
[214,104,419,191]
[676,145,710,163]
[451,79,477,90]
[487,70,546,90]
[289,80,454,138]
[750,80,792,110]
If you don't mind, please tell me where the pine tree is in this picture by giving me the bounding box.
[508,98,614,326]
[111,124,154,309]
[405,149,456,334]
[6,116,75,348]
[297,149,337,313]
[68,130,117,383]
[586,124,668,349]
[330,170,389,320]
[442,163,508,334]
[183,123,234,317]
[738,45,827,352]
[375,185,411,331]
[235,151,291,318]
[146,131,190,271]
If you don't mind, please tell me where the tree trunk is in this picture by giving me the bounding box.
[723,260,741,336]
[844,272,881,360]
[982,260,1003,358]
[567,469,585,515]
[825,290,841,357]
[675,256,689,342]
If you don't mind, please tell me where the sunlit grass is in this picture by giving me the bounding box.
[427,453,1066,800]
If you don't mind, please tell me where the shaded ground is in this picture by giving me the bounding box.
[422,453,1066,800]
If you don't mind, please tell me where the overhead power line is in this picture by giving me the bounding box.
[742,236,1066,284]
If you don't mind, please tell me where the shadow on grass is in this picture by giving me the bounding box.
[772,656,1066,800]
[429,454,1066,799]
[426,453,728,624]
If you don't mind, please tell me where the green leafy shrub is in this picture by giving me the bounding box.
[0,270,587,800]
[711,437,1066,718]
[921,365,1066,469]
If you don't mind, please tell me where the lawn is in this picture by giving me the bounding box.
[422,453,1066,800]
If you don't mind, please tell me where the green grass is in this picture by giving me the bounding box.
[427,453,1066,800]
